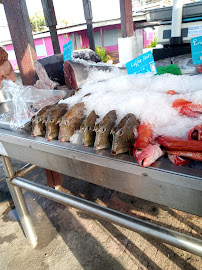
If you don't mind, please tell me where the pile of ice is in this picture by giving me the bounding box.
[61,69,202,138]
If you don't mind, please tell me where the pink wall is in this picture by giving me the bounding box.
[43,36,54,56]
[143,31,154,48]
[105,45,118,51]
[34,39,43,46]
[58,34,70,52]
[5,44,14,51]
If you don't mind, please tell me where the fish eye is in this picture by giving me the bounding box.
[102,127,106,133]
[65,121,68,125]
[87,126,91,131]
[119,130,123,136]
[50,119,54,123]
[38,117,41,122]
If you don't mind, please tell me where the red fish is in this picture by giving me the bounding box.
[133,123,164,167]
[188,124,202,141]
[133,144,164,167]
[165,150,202,162]
[172,99,202,117]
[134,123,154,149]
[168,154,190,166]
[63,60,78,90]
[166,90,177,95]
[196,65,202,73]
[157,136,202,151]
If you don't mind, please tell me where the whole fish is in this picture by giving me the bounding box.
[165,150,202,162]
[111,113,140,155]
[45,103,68,141]
[157,136,202,151]
[94,110,117,150]
[134,123,154,150]
[133,144,165,167]
[59,102,86,142]
[80,110,99,147]
[172,98,202,118]
[31,104,55,137]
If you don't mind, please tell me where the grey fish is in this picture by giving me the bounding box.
[94,110,117,150]
[111,113,140,155]
[45,103,69,141]
[59,102,86,142]
[31,104,55,137]
[80,110,99,147]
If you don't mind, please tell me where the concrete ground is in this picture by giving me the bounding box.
[0,159,201,270]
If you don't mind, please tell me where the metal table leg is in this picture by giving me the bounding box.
[1,156,37,247]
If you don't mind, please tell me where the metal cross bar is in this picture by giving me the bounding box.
[9,175,202,257]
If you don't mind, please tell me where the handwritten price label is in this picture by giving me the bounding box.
[191,36,202,65]
[126,51,157,75]
[63,40,73,61]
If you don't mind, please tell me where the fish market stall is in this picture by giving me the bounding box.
[0,70,202,257]
[0,0,202,259]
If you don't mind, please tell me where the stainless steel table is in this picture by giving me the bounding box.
[0,129,201,256]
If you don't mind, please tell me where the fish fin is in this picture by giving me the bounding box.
[57,117,63,125]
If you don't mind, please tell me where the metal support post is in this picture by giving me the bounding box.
[1,156,37,247]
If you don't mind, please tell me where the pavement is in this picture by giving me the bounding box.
[0,159,201,270]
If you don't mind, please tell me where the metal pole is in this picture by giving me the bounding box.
[16,164,37,178]
[12,176,202,257]
[41,0,61,54]
[1,157,37,248]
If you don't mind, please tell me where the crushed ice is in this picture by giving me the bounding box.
[61,70,202,138]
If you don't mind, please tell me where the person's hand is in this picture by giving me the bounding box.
[0,60,16,87]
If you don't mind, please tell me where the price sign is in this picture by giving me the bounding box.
[126,51,157,75]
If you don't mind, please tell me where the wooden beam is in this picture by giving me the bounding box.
[2,0,37,85]
[82,0,95,51]
[41,0,61,54]
[120,0,134,38]
[100,27,104,47]
[73,33,77,50]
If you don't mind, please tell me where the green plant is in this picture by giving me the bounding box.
[148,37,157,48]
[95,46,110,63]
[30,12,46,33]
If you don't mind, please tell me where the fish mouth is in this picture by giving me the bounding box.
[83,143,89,147]
[46,136,53,141]
[94,142,110,150]
[111,150,117,155]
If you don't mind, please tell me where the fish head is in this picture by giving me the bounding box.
[31,116,45,137]
[111,128,129,155]
[45,116,59,141]
[94,124,111,150]
[133,144,164,167]
[167,154,190,166]
[82,124,96,147]
[58,118,74,142]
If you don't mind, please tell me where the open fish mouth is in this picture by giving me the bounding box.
[111,150,117,155]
